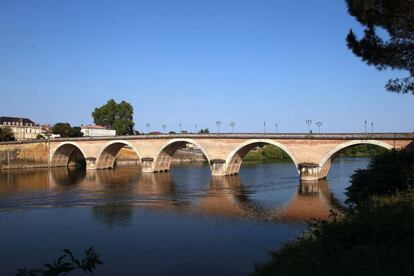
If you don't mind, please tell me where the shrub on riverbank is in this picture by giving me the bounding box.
[346,150,414,208]
[252,150,414,276]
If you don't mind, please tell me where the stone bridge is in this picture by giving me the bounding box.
[45,133,414,181]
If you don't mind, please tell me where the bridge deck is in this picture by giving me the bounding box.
[1,132,413,145]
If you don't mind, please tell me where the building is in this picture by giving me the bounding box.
[0,116,42,140]
[81,125,116,137]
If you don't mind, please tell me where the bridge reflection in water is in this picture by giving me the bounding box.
[0,165,341,225]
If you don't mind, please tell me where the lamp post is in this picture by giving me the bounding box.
[364,120,367,135]
[275,123,278,134]
[316,121,322,133]
[305,120,312,134]
[230,122,235,133]
[216,121,222,133]
[179,123,182,133]
[146,123,150,134]
[162,124,166,133]
[263,122,266,134]
[195,124,198,133]
[371,122,374,135]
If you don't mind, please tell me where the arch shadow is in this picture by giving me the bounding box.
[224,139,298,176]
[153,139,211,173]
[96,141,141,170]
[51,142,87,168]
[318,140,393,179]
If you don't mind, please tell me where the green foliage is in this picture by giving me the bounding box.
[340,144,388,157]
[244,145,291,161]
[52,123,84,138]
[36,134,44,139]
[17,247,103,275]
[346,0,414,94]
[92,99,134,135]
[346,150,414,207]
[0,127,15,141]
[253,194,414,276]
[70,127,83,138]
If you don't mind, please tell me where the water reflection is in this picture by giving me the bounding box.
[51,167,86,186]
[0,165,340,224]
[280,180,336,222]
[92,204,134,228]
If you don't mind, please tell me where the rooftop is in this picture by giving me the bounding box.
[0,116,37,126]
[81,124,113,130]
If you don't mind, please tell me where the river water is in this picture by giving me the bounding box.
[0,158,369,275]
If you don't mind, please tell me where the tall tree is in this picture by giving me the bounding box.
[92,99,135,135]
[0,127,15,141]
[346,0,414,94]
[52,123,83,138]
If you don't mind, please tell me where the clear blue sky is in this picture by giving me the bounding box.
[1,0,413,133]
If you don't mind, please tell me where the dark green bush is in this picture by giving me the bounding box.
[346,150,414,208]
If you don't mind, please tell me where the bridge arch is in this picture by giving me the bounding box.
[50,142,87,168]
[96,140,142,170]
[318,139,393,179]
[153,138,211,173]
[224,139,299,176]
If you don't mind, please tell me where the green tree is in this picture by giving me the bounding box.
[346,0,414,94]
[346,149,414,208]
[92,99,134,135]
[0,127,15,141]
[53,123,83,138]
[70,127,83,137]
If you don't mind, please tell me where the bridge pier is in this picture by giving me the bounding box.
[86,158,97,170]
[141,157,155,173]
[210,159,226,176]
[299,163,322,182]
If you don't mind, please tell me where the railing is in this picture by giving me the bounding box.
[0,132,413,144]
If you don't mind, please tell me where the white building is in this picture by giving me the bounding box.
[0,117,42,140]
[81,125,116,137]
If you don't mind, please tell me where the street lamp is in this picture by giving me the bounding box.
[316,121,322,133]
[146,123,150,133]
[230,122,236,133]
[162,124,166,133]
[275,123,278,134]
[305,120,312,134]
[179,123,182,133]
[371,122,374,135]
[364,120,367,135]
[263,122,266,134]
[216,121,222,133]
[195,124,198,133]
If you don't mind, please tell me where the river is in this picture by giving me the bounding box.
[0,157,369,275]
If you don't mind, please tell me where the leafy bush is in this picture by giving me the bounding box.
[346,150,414,208]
